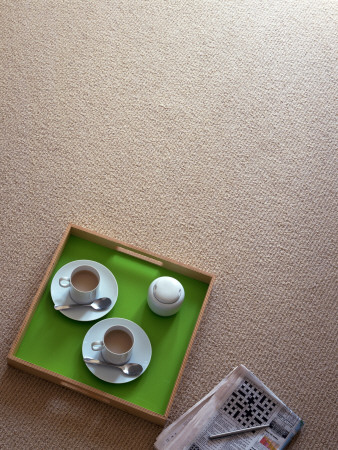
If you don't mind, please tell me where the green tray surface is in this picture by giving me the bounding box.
[15,235,209,415]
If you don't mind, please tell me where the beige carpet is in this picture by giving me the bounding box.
[1,0,337,448]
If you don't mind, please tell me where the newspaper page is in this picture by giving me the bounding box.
[155,365,303,450]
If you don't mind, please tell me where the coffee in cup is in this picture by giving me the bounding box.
[59,265,100,304]
[91,325,134,365]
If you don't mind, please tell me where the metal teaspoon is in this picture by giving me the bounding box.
[54,297,111,311]
[83,357,143,377]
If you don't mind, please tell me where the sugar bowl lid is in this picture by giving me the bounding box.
[153,276,182,304]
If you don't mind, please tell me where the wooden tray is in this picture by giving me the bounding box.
[7,224,215,425]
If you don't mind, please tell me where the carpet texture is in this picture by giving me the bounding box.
[1,0,337,448]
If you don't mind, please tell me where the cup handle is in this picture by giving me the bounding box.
[91,341,104,351]
[59,277,71,288]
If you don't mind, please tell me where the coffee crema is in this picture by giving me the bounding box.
[104,329,133,354]
[71,270,99,292]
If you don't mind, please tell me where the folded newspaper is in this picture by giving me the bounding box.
[155,365,303,450]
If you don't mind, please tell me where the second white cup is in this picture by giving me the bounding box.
[91,325,134,365]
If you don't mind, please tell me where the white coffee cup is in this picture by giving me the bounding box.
[59,265,100,304]
[91,325,134,365]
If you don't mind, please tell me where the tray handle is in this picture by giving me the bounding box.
[60,381,111,404]
[115,246,163,266]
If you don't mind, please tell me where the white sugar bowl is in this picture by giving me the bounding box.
[147,276,185,316]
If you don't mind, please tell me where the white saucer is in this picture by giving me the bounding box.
[82,318,152,384]
[51,260,118,321]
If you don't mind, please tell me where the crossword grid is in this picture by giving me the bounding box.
[223,378,277,428]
